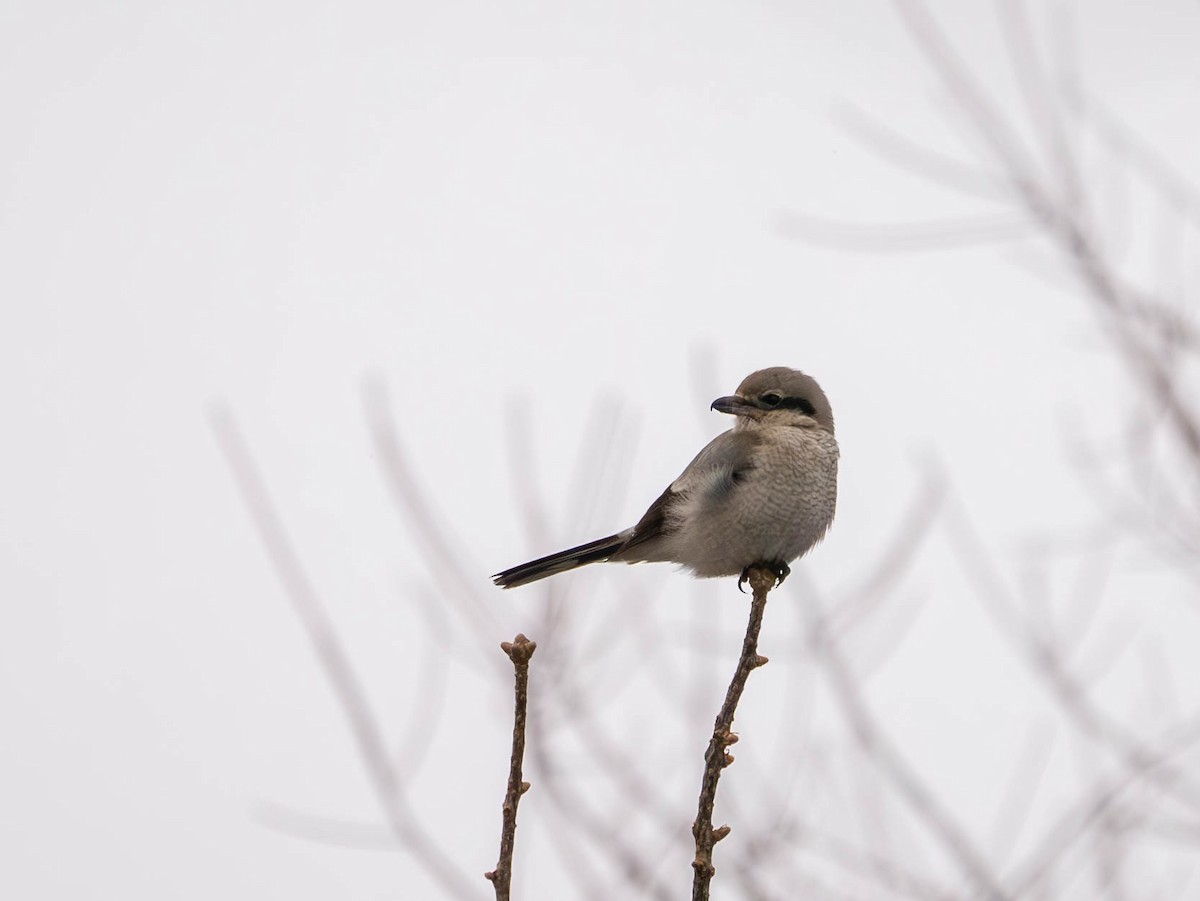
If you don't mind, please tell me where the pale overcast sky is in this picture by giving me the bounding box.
[2,1,1198,898]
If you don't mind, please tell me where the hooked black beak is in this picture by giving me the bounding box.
[711,395,757,416]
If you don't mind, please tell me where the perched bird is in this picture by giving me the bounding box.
[493,367,838,589]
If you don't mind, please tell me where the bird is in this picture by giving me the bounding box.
[493,367,838,590]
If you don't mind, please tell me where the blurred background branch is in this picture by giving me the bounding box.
[11,2,1198,899]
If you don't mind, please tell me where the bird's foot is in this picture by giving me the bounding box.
[738,561,791,593]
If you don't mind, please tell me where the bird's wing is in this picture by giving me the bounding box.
[616,429,761,555]
[493,532,626,588]
[672,428,762,497]
[613,484,676,555]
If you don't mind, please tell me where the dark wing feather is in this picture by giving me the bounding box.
[614,430,762,557]
[493,533,625,589]
[611,486,676,556]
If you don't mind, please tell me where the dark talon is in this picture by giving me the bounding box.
[739,561,790,591]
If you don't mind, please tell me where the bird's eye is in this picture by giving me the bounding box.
[760,392,783,407]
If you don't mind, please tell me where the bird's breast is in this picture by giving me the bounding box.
[671,426,839,577]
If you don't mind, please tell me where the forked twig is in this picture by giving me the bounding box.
[486,634,537,900]
[691,565,778,901]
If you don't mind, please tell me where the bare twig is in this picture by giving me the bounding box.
[891,0,1200,472]
[363,379,503,644]
[691,565,778,901]
[831,101,1009,202]
[487,634,537,900]
[502,403,701,898]
[209,406,477,900]
[802,586,1011,901]
[943,497,1200,818]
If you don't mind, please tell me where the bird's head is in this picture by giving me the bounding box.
[711,367,834,434]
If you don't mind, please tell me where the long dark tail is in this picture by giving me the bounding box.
[493,534,626,589]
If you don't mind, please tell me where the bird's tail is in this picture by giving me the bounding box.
[493,533,627,589]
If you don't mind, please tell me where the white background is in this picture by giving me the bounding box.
[3,1,1198,897]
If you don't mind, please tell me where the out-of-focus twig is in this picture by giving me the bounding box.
[691,565,777,901]
[1071,90,1200,225]
[487,634,537,900]
[736,814,961,901]
[209,406,477,900]
[943,496,1200,817]
[802,585,1012,901]
[891,0,1200,475]
[363,378,503,645]
[505,407,684,901]
[830,101,1009,202]
[830,459,948,638]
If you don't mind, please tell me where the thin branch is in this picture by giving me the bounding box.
[892,0,1044,199]
[831,102,1011,203]
[943,497,1200,818]
[692,565,778,901]
[802,586,1011,901]
[995,0,1084,214]
[487,634,537,900]
[208,406,477,900]
[392,576,454,775]
[1005,770,1154,897]
[739,816,961,901]
[526,719,678,901]
[504,446,680,901]
[893,0,1200,469]
[774,209,1031,253]
[253,802,396,851]
[985,724,1056,867]
[363,378,503,642]
[1070,90,1200,226]
[830,460,948,637]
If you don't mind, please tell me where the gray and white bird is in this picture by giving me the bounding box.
[493,367,838,589]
